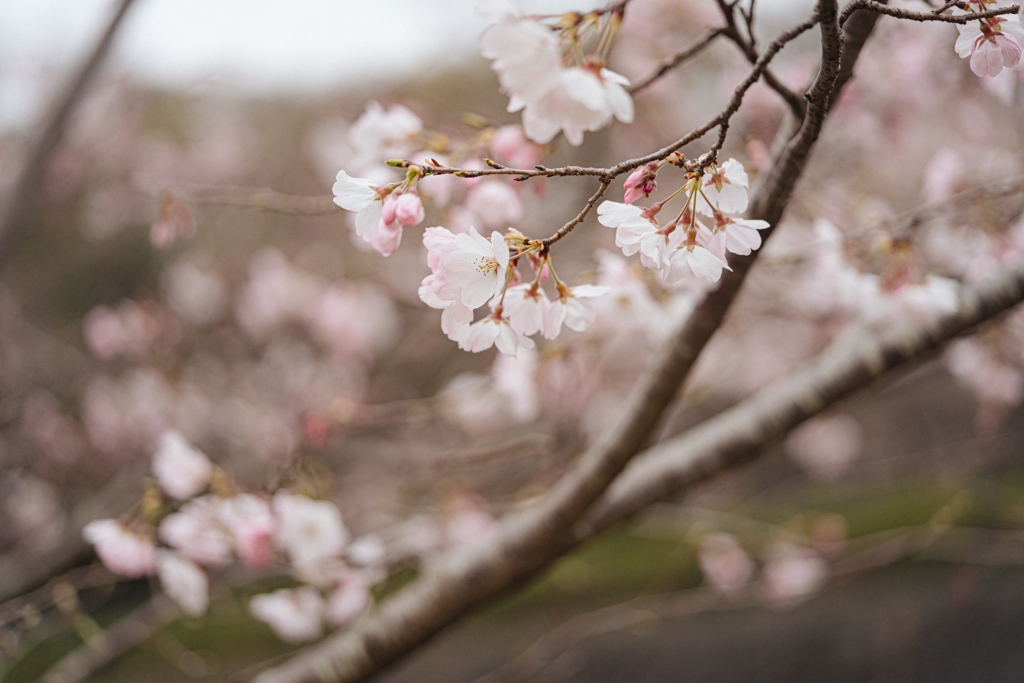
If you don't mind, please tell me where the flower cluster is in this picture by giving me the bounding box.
[81,430,372,637]
[598,158,768,287]
[953,0,1024,76]
[480,2,634,145]
[418,226,610,356]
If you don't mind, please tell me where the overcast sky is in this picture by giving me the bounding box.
[0,0,808,130]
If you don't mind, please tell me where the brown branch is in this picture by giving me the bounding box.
[251,4,849,683]
[579,255,1024,541]
[840,0,1018,26]
[542,179,611,245]
[628,28,727,93]
[36,595,179,683]
[0,0,138,274]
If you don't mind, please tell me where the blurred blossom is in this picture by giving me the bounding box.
[20,390,86,465]
[273,492,349,569]
[306,283,399,361]
[249,587,325,643]
[3,473,65,553]
[150,192,196,250]
[489,125,543,169]
[325,571,370,626]
[82,370,175,460]
[82,300,176,362]
[152,430,213,500]
[162,260,228,326]
[220,494,277,568]
[444,492,496,547]
[234,248,322,342]
[785,413,864,481]
[82,519,155,578]
[760,542,828,606]
[698,532,754,595]
[492,348,541,423]
[159,496,234,567]
[922,148,965,203]
[346,534,386,567]
[463,181,523,229]
[946,337,1024,431]
[156,550,209,617]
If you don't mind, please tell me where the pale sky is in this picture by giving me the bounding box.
[0,0,808,130]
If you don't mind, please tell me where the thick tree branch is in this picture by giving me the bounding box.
[0,0,138,274]
[252,3,849,682]
[579,257,1024,540]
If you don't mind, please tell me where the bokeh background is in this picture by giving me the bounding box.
[3,0,1024,682]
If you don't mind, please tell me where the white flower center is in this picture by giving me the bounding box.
[474,256,498,274]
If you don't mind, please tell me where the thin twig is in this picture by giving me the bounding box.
[840,0,1017,26]
[628,28,727,93]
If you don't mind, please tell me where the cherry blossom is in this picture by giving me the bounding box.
[419,227,474,343]
[954,8,1024,77]
[159,497,234,567]
[273,492,349,569]
[623,162,658,204]
[220,494,277,568]
[662,238,730,286]
[152,430,212,500]
[596,201,678,268]
[713,212,771,256]
[503,283,552,336]
[461,311,532,356]
[695,159,750,216]
[464,181,524,229]
[250,587,325,643]
[332,170,387,244]
[544,284,611,339]
[698,533,755,595]
[82,520,156,578]
[348,101,422,162]
[489,124,543,169]
[785,413,864,481]
[480,5,634,145]
[156,550,209,617]
[760,542,828,606]
[325,572,370,626]
[441,228,510,309]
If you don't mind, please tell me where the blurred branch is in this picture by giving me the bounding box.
[251,3,850,682]
[36,595,178,683]
[0,0,139,274]
[839,0,1017,26]
[580,253,1024,539]
[628,28,727,93]
[181,185,341,215]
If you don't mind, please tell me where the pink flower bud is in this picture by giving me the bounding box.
[381,194,398,226]
[393,192,425,226]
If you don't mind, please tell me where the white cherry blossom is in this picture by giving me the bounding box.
[714,214,770,256]
[441,228,510,309]
[696,159,750,215]
[503,283,551,336]
[662,241,730,286]
[250,587,325,643]
[955,9,1024,77]
[460,313,532,356]
[544,285,611,339]
[273,492,349,569]
[332,170,387,243]
[156,550,209,617]
[159,497,234,567]
[152,430,212,500]
[82,520,155,578]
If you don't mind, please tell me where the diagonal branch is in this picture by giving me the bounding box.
[579,254,1024,542]
[251,2,854,682]
[629,27,727,93]
[0,0,139,274]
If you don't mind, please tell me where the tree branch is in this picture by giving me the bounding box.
[628,28,727,94]
[579,256,1024,541]
[251,3,850,682]
[0,0,138,274]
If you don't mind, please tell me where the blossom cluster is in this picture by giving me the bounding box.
[598,157,769,287]
[480,2,634,145]
[954,0,1024,77]
[81,431,373,639]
